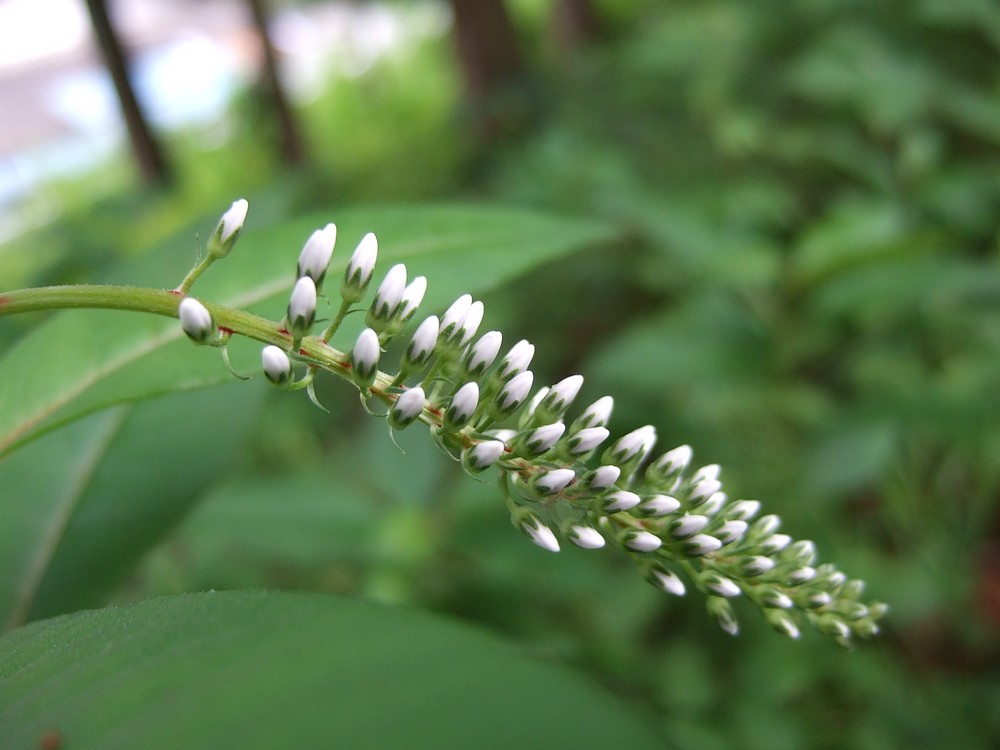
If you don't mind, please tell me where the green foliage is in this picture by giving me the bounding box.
[0,591,663,749]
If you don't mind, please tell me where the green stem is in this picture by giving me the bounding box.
[175,255,217,294]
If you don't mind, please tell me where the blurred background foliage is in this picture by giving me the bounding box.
[2,0,1000,747]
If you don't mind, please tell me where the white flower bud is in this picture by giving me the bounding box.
[342,232,378,302]
[714,520,748,545]
[398,276,427,322]
[587,464,621,489]
[369,263,407,323]
[783,540,818,567]
[209,198,248,257]
[496,371,534,413]
[261,345,292,385]
[568,426,609,455]
[692,464,721,483]
[704,574,741,598]
[740,555,776,577]
[522,422,565,455]
[457,300,484,346]
[465,439,506,471]
[683,534,722,556]
[752,514,782,536]
[445,382,479,429]
[766,609,801,639]
[761,588,794,609]
[624,530,662,552]
[605,425,656,465]
[806,592,832,609]
[788,566,817,585]
[688,478,722,505]
[651,444,693,477]
[698,491,727,517]
[178,297,215,344]
[651,568,686,597]
[569,525,605,550]
[638,494,680,517]
[542,374,584,414]
[486,428,518,444]
[521,387,550,423]
[758,533,792,555]
[604,490,640,512]
[670,514,709,539]
[296,223,336,284]
[464,330,502,377]
[497,340,535,380]
[574,396,614,429]
[405,315,439,369]
[727,500,761,521]
[351,327,380,385]
[534,468,576,494]
[521,517,560,553]
[439,294,472,342]
[389,386,425,429]
[287,276,317,336]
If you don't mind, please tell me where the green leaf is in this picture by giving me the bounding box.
[0,205,616,459]
[0,384,261,628]
[0,591,663,750]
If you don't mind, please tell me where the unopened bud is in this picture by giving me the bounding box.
[261,345,292,385]
[178,297,216,344]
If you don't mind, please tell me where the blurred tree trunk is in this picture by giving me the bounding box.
[551,0,604,53]
[84,0,172,186]
[447,0,528,139]
[246,0,306,166]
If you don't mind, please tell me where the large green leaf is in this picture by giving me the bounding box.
[0,384,261,629]
[0,591,663,749]
[0,206,616,459]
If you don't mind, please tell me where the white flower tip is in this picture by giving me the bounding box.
[551,374,584,405]
[625,530,662,552]
[535,468,575,494]
[589,464,621,489]
[569,525,605,550]
[582,396,614,425]
[393,386,426,420]
[524,520,560,553]
[220,198,249,241]
[469,439,506,469]
[653,569,686,597]
[261,345,291,383]
[606,490,640,512]
[178,297,214,341]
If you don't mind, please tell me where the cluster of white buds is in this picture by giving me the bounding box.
[178,201,887,646]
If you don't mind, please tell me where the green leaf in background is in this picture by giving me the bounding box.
[0,205,616,459]
[0,591,664,750]
[0,384,261,629]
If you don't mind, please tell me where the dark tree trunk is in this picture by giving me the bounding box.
[84,0,172,186]
[246,0,306,166]
[447,0,528,139]
[551,0,604,53]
